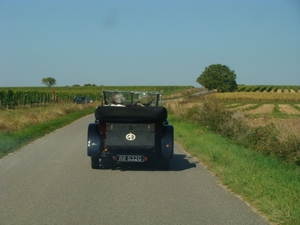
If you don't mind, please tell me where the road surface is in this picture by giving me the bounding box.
[0,114,269,225]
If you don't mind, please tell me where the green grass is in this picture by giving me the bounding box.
[169,114,300,225]
[291,104,300,111]
[0,108,95,158]
[222,102,247,109]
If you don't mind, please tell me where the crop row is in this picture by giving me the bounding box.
[0,90,56,109]
[210,92,300,102]
[237,85,300,92]
[0,89,106,109]
[0,85,192,93]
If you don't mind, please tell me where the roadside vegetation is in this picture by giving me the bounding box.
[165,89,300,225]
[166,92,300,166]
[0,102,98,158]
[170,114,300,225]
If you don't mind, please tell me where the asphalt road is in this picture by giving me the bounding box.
[0,114,270,225]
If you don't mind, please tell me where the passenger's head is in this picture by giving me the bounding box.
[140,95,153,106]
[111,93,125,104]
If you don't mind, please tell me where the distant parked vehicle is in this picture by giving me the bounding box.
[73,96,92,104]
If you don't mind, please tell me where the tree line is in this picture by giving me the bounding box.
[41,63,238,93]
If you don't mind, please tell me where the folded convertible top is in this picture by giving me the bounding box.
[95,106,167,123]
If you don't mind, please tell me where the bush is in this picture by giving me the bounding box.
[280,135,300,166]
[185,98,231,132]
[245,124,281,154]
[185,98,246,139]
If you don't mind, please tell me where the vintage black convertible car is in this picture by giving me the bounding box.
[87,90,174,170]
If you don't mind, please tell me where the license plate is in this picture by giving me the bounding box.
[117,155,144,162]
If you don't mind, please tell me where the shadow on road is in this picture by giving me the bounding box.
[95,153,197,172]
[170,153,197,171]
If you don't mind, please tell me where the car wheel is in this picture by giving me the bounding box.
[91,157,100,169]
[99,158,112,169]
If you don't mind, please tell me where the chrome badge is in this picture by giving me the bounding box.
[126,133,136,141]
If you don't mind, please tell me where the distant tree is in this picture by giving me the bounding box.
[42,77,56,87]
[84,83,97,86]
[196,64,237,92]
[84,84,92,86]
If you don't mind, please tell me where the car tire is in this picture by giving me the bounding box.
[91,157,100,169]
[99,158,112,169]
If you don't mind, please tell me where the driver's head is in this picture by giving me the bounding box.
[111,93,125,104]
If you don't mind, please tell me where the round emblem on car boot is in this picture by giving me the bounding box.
[126,133,136,141]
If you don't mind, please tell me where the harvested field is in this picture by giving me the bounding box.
[245,104,274,114]
[279,104,300,114]
[245,117,300,138]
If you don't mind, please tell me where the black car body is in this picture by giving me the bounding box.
[87,90,174,170]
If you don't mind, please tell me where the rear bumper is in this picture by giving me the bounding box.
[99,148,160,160]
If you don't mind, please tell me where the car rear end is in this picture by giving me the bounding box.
[105,123,156,163]
[87,91,174,170]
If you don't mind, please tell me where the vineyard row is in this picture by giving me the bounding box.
[0,86,193,109]
[0,90,101,109]
[237,85,300,92]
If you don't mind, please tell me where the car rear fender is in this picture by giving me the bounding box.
[87,123,102,157]
[161,125,174,159]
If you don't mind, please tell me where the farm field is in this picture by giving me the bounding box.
[213,92,300,138]
[237,85,300,93]
[166,87,300,167]
[221,103,300,136]
[168,89,300,138]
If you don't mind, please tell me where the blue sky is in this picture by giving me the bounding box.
[1,0,299,87]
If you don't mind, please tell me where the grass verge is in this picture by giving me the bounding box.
[0,108,94,158]
[169,114,300,225]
